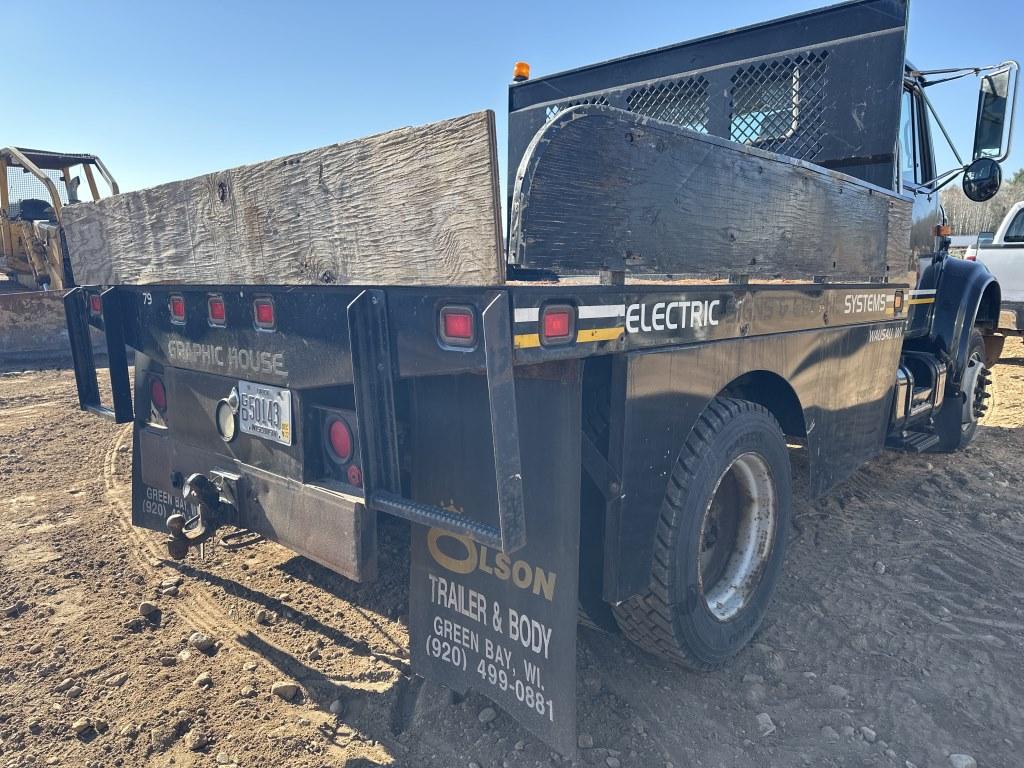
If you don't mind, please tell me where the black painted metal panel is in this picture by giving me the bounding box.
[507,0,908,208]
[509,106,910,279]
[409,362,582,755]
[606,320,903,601]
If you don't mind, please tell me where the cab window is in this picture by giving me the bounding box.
[899,90,920,185]
[1006,209,1024,243]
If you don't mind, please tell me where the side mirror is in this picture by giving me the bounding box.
[973,64,1017,161]
[962,157,1002,202]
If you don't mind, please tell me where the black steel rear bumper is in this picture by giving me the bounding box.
[137,427,376,580]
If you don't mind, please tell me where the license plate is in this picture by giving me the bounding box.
[238,381,292,446]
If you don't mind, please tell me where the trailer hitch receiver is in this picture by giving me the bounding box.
[165,471,241,560]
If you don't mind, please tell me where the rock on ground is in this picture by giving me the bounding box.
[188,632,215,653]
[270,680,300,701]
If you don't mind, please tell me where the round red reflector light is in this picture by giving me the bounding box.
[150,378,167,413]
[347,465,363,487]
[327,418,353,463]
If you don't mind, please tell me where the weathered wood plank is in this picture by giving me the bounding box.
[63,111,504,286]
[510,106,913,282]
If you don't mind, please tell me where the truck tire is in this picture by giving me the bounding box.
[613,397,791,669]
[932,328,989,453]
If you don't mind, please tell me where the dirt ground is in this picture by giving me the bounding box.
[2,342,1023,768]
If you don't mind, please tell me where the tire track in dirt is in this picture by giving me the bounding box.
[98,422,418,764]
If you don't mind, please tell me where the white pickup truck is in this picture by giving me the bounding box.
[975,200,1024,359]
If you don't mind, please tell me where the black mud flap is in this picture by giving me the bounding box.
[409,361,582,756]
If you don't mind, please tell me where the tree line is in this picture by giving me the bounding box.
[941,168,1024,235]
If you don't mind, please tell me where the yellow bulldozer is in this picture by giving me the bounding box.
[0,147,118,290]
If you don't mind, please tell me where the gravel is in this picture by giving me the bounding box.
[194,672,214,688]
[188,632,215,653]
[54,677,75,693]
[756,713,776,736]
[478,707,497,724]
[184,729,208,751]
[105,671,129,687]
[139,601,158,617]
[270,681,300,701]
[949,756,977,768]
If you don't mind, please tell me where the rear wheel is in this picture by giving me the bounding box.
[932,328,990,453]
[613,397,791,669]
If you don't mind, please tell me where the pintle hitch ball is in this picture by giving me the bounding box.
[164,473,237,560]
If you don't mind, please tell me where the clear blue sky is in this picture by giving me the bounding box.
[6,0,1022,195]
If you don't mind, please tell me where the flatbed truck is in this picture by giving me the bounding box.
[63,0,1018,754]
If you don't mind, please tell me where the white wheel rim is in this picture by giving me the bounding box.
[698,452,777,622]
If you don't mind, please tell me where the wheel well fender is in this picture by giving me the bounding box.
[932,258,1000,384]
[719,370,807,439]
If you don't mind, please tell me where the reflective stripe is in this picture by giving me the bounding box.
[514,304,626,324]
[514,333,542,349]
[514,326,623,349]
[578,304,626,319]
[577,327,624,343]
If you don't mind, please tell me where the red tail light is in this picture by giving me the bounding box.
[208,295,226,326]
[88,293,102,317]
[254,297,275,330]
[150,377,167,414]
[541,304,576,345]
[439,305,475,347]
[326,417,353,463]
[169,295,186,325]
[966,253,976,261]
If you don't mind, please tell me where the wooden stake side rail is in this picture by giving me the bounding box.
[61,112,505,287]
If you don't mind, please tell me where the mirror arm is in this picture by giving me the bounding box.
[926,169,967,194]
[922,88,965,168]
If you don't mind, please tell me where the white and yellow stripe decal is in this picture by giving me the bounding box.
[514,304,625,349]
[907,288,936,306]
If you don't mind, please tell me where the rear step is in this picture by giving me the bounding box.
[886,430,940,452]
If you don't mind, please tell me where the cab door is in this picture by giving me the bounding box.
[900,86,942,259]
[900,85,942,337]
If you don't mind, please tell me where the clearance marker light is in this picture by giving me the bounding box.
[169,295,186,325]
[541,305,575,345]
[208,295,227,326]
[439,305,476,347]
[254,297,275,330]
